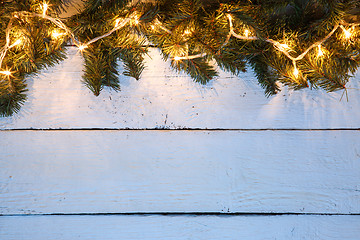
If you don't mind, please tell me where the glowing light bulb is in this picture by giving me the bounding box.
[293,62,299,78]
[343,28,352,39]
[115,18,123,27]
[317,45,324,57]
[244,29,250,37]
[78,45,87,51]
[42,2,48,17]
[9,39,22,49]
[293,67,299,77]
[184,30,191,35]
[13,39,22,46]
[279,43,290,50]
[174,56,182,61]
[274,42,291,52]
[0,70,12,76]
[51,30,63,39]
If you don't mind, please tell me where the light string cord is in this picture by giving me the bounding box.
[0,7,137,74]
[173,13,359,77]
[0,3,359,77]
[0,17,16,70]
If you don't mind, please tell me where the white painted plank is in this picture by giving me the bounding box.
[1,130,359,214]
[0,47,359,129]
[1,215,360,240]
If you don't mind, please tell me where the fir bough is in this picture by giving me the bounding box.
[0,0,359,116]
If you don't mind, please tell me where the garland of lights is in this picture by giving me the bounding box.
[0,0,359,117]
[1,2,358,79]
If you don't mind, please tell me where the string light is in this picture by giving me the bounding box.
[184,29,191,35]
[115,18,120,26]
[173,53,205,61]
[9,39,22,49]
[0,70,12,76]
[42,2,48,17]
[51,30,64,39]
[177,14,354,69]
[274,42,291,52]
[244,29,250,38]
[293,61,299,78]
[341,26,352,39]
[13,39,22,46]
[78,45,88,52]
[0,3,358,81]
[168,15,355,66]
[317,45,324,57]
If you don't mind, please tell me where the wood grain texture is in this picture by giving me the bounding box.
[1,130,359,215]
[1,215,360,240]
[0,47,359,130]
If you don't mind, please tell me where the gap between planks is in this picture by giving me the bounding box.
[2,212,360,217]
[1,128,360,131]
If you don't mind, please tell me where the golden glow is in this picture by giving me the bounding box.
[293,64,299,77]
[174,56,181,61]
[78,45,87,51]
[279,43,290,50]
[13,39,22,46]
[9,39,22,49]
[274,42,291,52]
[115,18,123,27]
[184,29,191,35]
[42,2,49,17]
[244,29,250,37]
[0,70,12,76]
[317,45,324,57]
[14,39,22,45]
[51,30,64,39]
[343,28,352,39]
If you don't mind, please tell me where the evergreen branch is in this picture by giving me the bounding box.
[247,54,281,96]
[82,44,122,96]
[119,48,146,80]
[0,74,27,117]
[171,57,218,84]
[1,0,359,117]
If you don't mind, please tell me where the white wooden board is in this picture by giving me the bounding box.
[1,130,359,215]
[1,215,360,240]
[0,47,359,129]
[1,1,359,239]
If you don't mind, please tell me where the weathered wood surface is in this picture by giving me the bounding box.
[1,215,360,240]
[1,130,359,215]
[1,44,360,239]
[0,47,359,129]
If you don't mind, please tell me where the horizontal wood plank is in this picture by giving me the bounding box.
[1,130,359,214]
[1,215,360,240]
[0,47,359,129]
